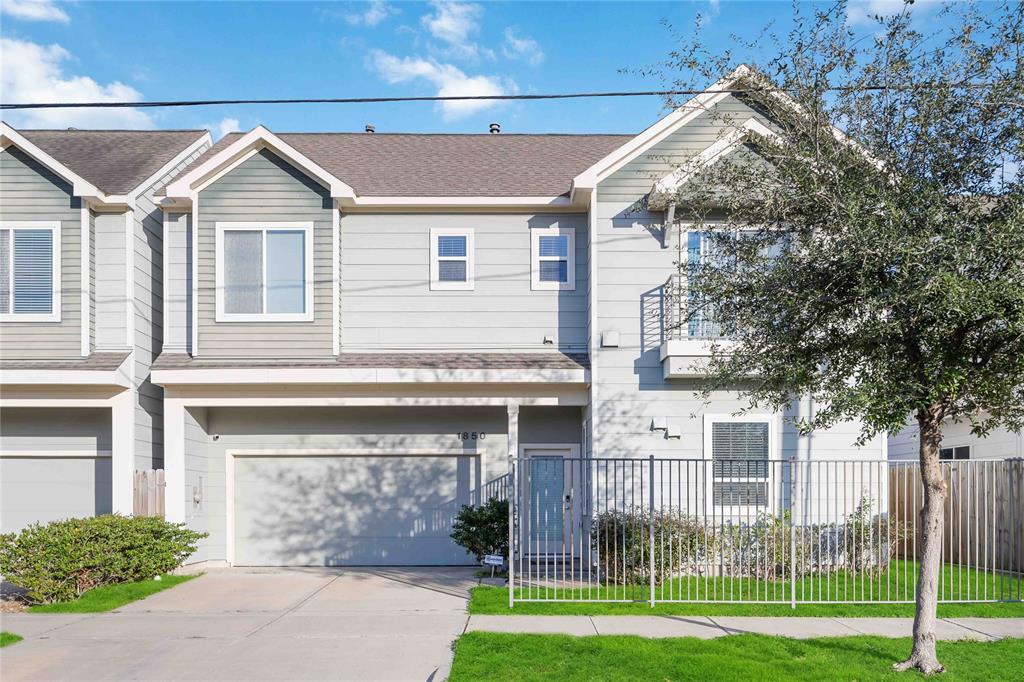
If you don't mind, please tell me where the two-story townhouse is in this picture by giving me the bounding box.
[146,66,884,568]
[1,66,887,565]
[0,124,211,533]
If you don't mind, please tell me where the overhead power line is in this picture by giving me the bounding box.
[0,82,1000,111]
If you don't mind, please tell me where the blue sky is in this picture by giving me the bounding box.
[1,0,956,137]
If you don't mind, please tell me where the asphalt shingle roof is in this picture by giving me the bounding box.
[0,352,130,372]
[17,129,207,195]
[189,132,632,197]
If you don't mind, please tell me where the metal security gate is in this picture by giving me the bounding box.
[508,457,1023,607]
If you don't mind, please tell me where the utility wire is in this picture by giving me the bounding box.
[0,82,1001,110]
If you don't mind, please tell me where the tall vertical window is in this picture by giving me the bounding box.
[705,417,772,510]
[0,222,60,322]
[215,222,313,322]
[531,226,575,291]
[430,228,474,290]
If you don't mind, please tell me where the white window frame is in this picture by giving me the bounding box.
[703,414,776,515]
[531,226,575,291]
[940,444,971,461]
[0,221,61,323]
[214,221,314,322]
[430,227,474,291]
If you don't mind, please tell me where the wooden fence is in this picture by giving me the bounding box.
[889,459,1023,574]
[133,469,166,518]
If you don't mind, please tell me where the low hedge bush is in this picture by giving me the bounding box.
[0,515,206,604]
[451,498,509,562]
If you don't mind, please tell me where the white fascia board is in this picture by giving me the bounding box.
[350,196,577,208]
[163,125,356,200]
[651,117,778,198]
[0,369,132,388]
[123,132,212,200]
[1,122,106,201]
[570,65,752,198]
[151,366,589,386]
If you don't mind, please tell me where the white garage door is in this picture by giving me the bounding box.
[232,454,478,566]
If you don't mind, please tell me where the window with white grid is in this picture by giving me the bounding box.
[430,228,474,290]
[531,226,575,291]
[0,222,60,322]
[704,417,773,512]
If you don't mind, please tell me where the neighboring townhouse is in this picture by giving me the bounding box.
[0,124,211,533]
[0,66,887,565]
[889,419,1023,461]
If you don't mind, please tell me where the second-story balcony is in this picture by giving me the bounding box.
[659,273,732,379]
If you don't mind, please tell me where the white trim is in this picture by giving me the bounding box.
[164,126,356,201]
[80,205,90,356]
[160,395,582,407]
[0,450,112,459]
[571,67,750,196]
[332,202,340,355]
[0,221,62,322]
[224,446,480,566]
[353,196,575,208]
[152,365,588,386]
[124,133,211,199]
[0,123,104,200]
[429,227,475,291]
[530,225,576,291]
[520,443,580,458]
[587,187,599,456]
[0,368,131,387]
[702,413,777,516]
[652,117,778,198]
[162,210,170,352]
[124,210,134,348]
[214,222,315,323]
[191,200,199,355]
[110,388,134,515]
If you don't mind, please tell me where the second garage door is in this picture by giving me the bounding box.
[232,454,478,566]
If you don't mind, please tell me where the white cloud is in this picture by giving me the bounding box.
[344,0,398,27]
[420,1,488,60]
[201,117,241,141]
[502,28,543,66]
[846,0,917,26]
[0,38,154,129]
[1,0,69,23]
[368,49,513,121]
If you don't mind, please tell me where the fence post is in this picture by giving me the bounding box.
[649,454,656,608]
[507,403,519,610]
[790,460,797,610]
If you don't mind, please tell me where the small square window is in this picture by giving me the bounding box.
[531,227,575,291]
[430,229,473,290]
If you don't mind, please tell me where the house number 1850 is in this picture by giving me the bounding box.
[457,432,486,440]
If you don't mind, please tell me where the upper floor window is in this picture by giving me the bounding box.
[430,228,474,291]
[215,222,313,322]
[531,226,575,291]
[0,222,60,322]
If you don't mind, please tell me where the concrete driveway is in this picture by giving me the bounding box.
[0,567,479,681]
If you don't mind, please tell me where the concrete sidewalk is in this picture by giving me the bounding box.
[466,615,1024,641]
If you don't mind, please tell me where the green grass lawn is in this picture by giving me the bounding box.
[472,560,1024,617]
[448,633,1024,681]
[27,574,195,613]
[0,632,23,648]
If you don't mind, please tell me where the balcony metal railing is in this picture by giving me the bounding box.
[663,273,722,341]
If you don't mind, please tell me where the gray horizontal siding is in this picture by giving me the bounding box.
[340,213,588,351]
[592,94,884,462]
[0,146,82,359]
[197,149,333,358]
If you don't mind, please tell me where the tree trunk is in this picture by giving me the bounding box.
[894,407,948,675]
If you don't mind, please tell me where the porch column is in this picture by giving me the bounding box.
[163,399,186,523]
[110,389,134,515]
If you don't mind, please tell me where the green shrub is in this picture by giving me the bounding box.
[0,515,206,604]
[592,507,710,585]
[451,498,509,562]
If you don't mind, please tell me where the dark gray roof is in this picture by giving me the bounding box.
[17,129,207,195]
[0,352,130,372]
[153,352,589,371]
[189,132,632,197]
